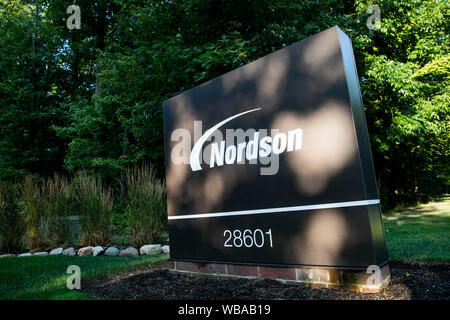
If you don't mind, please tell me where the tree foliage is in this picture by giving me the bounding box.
[0,0,448,208]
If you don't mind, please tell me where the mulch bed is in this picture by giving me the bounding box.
[82,261,450,300]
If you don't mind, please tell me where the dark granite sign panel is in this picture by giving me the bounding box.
[163,26,388,269]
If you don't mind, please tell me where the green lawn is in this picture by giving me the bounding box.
[0,253,169,300]
[383,195,450,262]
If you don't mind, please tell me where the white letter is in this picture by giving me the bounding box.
[225,145,237,164]
[203,130,223,167]
[246,132,260,161]
[272,132,287,154]
[236,141,247,163]
[259,136,272,157]
[287,128,303,151]
[210,141,225,168]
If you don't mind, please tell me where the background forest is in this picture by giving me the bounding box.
[0,0,448,211]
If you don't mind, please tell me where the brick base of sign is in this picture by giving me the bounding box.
[168,260,390,293]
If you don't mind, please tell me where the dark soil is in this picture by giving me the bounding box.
[82,261,450,300]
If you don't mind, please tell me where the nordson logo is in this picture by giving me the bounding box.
[170,108,303,175]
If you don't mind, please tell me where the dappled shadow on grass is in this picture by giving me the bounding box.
[384,210,447,222]
[382,199,450,262]
[383,196,450,221]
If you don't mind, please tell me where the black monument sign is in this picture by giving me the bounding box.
[163,26,388,269]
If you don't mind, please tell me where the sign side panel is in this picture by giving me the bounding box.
[338,28,389,264]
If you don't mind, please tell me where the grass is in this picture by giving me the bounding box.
[74,171,114,246]
[0,253,169,300]
[383,195,450,262]
[124,165,166,247]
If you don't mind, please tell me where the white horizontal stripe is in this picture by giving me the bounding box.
[168,199,380,220]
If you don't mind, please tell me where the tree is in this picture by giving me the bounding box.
[0,0,68,179]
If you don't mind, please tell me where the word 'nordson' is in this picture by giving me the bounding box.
[209,130,303,169]
[189,108,303,171]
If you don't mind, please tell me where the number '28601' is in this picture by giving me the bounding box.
[223,229,273,248]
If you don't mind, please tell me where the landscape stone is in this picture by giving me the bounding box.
[92,246,104,256]
[77,246,94,256]
[104,247,119,256]
[33,251,49,256]
[162,245,170,254]
[140,244,162,255]
[62,247,76,256]
[49,247,63,255]
[0,254,15,258]
[18,253,33,257]
[119,247,139,257]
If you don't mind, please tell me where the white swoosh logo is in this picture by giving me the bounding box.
[189,108,261,171]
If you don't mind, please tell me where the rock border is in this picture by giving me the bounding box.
[0,244,169,259]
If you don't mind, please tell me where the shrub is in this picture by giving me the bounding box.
[124,164,167,247]
[73,171,113,246]
[0,183,26,253]
[21,176,49,249]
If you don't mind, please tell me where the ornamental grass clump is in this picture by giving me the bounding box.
[46,174,75,245]
[21,175,49,249]
[124,164,166,247]
[0,183,26,253]
[73,171,113,246]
